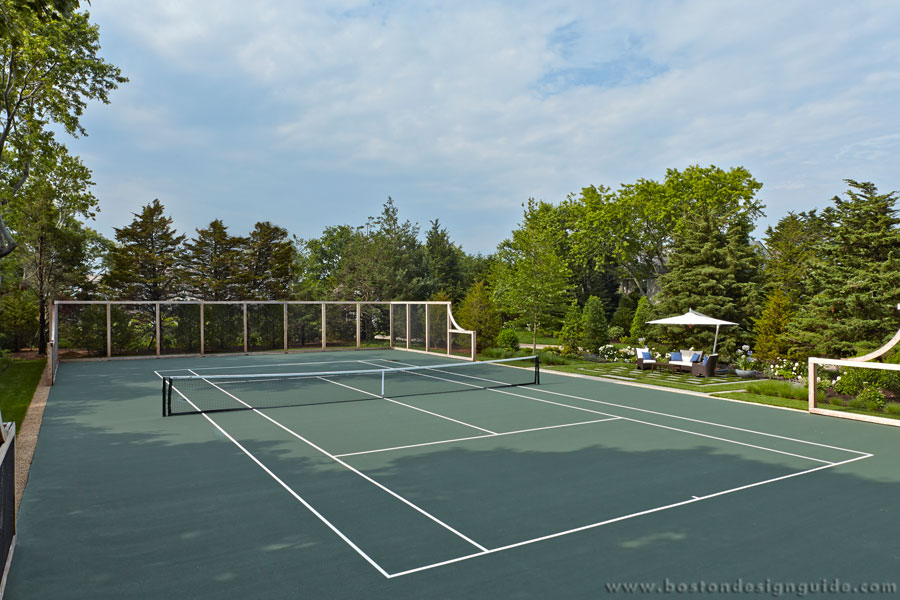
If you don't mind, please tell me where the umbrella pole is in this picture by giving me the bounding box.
[713,325,720,354]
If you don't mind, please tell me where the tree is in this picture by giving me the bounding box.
[180,219,245,300]
[450,283,499,351]
[244,221,294,300]
[580,295,609,353]
[104,200,184,301]
[762,211,823,301]
[558,300,582,353]
[629,296,652,342]
[424,219,465,302]
[0,2,126,258]
[610,291,640,332]
[5,141,99,352]
[786,180,900,358]
[492,198,572,348]
[753,288,794,361]
[295,224,356,299]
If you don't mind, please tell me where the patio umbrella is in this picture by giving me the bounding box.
[646,309,737,353]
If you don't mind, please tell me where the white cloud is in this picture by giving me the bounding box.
[78,0,900,251]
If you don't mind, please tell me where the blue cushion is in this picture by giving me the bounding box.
[670,352,682,361]
[702,356,709,365]
[690,352,701,363]
[641,351,652,360]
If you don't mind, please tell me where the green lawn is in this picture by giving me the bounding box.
[514,329,558,346]
[709,391,809,411]
[0,358,45,429]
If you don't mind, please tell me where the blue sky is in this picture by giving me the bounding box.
[68,0,900,254]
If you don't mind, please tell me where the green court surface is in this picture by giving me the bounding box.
[7,350,900,598]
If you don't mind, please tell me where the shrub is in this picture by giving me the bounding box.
[496,328,520,351]
[857,384,886,412]
[597,345,618,361]
[558,300,582,354]
[607,326,624,341]
[833,368,868,396]
[629,296,652,341]
[747,379,819,402]
[884,402,900,415]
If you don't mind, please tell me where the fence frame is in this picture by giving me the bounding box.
[49,300,476,384]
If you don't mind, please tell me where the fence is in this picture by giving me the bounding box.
[49,300,476,384]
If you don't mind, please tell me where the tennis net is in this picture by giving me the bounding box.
[163,356,540,416]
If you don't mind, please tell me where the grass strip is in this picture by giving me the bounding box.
[711,391,808,411]
[0,358,46,430]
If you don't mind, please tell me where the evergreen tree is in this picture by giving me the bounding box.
[104,199,185,300]
[456,280,501,351]
[580,295,609,353]
[630,296,652,342]
[753,288,794,361]
[786,180,900,358]
[244,221,295,299]
[653,203,763,354]
[763,211,823,301]
[558,300,582,353]
[180,219,246,300]
[610,291,640,331]
[424,219,465,302]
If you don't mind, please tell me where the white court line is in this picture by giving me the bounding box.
[185,369,489,553]
[321,376,497,435]
[385,452,873,578]
[371,358,870,458]
[363,360,837,465]
[334,417,622,458]
[165,383,391,578]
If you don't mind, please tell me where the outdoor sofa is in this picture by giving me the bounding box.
[668,349,704,372]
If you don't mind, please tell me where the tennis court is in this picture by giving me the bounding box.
[7,350,900,598]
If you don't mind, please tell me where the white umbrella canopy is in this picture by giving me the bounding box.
[646,309,737,353]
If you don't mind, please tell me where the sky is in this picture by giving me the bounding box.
[66,0,900,254]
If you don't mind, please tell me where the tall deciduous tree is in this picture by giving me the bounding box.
[0,2,125,257]
[104,200,184,301]
[787,180,900,358]
[492,198,572,348]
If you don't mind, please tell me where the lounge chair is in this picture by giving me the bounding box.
[692,354,718,377]
[635,347,656,370]
[668,349,704,372]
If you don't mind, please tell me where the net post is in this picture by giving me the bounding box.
[283,303,288,352]
[356,303,361,349]
[808,358,817,410]
[405,304,410,350]
[321,303,326,350]
[381,370,385,397]
[242,302,248,353]
[471,332,476,361]
[105,302,111,358]
[425,304,430,353]
[167,378,173,416]
[200,302,205,355]
[389,303,394,348]
[535,355,540,385]
[155,303,161,356]
[162,378,167,417]
[446,304,451,355]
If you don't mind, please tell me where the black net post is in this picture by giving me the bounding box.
[535,355,540,385]
[166,379,173,417]
[162,378,167,417]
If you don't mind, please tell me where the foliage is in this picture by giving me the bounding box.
[479,347,574,366]
[104,200,184,301]
[856,384,886,412]
[496,328,520,351]
[424,219,466,302]
[762,211,823,301]
[733,346,756,371]
[610,290,640,332]
[244,221,295,300]
[608,326,625,342]
[764,357,807,381]
[884,402,900,415]
[0,289,36,349]
[746,379,810,401]
[629,296,652,341]
[580,295,608,353]
[753,288,794,361]
[786,181,900,359]
[180,219,246,300]
[0,2,126,257]
[0,357,44,429]
[456,280,501,352]
[557,300,581,353]
[492,198,572,347]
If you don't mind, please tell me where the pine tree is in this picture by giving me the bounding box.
[580,295,608,353]
[610,291,640,331]
[456,280,501,351]
[244,221,295,300]
[180,219,246,300]
[558,300,582,353]
[787,180,900,358]
[424,219,465,302]
[753,288,793,361]
[104,199,185,300]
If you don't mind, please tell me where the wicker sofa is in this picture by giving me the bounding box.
[691,354,718,377]
[635,347,656,370]
[668,349,704,372]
